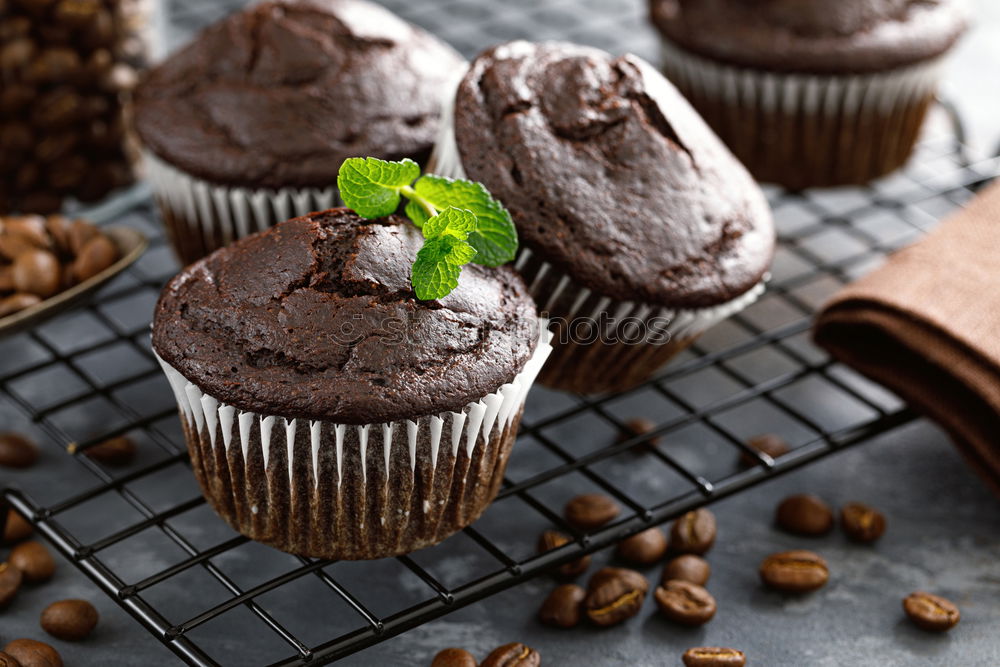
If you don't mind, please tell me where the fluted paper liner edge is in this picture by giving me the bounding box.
[154,323,552,559]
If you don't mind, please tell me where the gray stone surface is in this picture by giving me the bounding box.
[2,1,999,666]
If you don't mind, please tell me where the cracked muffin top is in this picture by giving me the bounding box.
[452,41,774,309]
[650,0,967,74]
[134,0,464,189]
[152,209,538,424]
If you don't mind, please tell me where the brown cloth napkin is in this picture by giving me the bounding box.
[813,181,1000,496]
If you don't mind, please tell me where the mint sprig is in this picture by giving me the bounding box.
[337,157,519,300]
[337,157,420,218]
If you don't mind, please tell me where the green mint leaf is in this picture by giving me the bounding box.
[411,235,476,300]
[413,175,518,266]
[422,207,477,240]
[337,157,420,218]
[404,199,430,228]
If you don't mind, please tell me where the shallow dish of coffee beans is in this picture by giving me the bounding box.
[0,226,147,338]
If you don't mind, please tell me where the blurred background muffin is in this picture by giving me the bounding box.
[134,0,464,265]
[432,41,774,394]
[650,0,968,189]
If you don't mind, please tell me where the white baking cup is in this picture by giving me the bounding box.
[143,149,339,258]
[657,39,946,119]
[429,68,767,376]
[155,323,552,559]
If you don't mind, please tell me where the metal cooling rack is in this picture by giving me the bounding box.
[3,0,1000,665]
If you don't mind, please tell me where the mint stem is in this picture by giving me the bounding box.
[399,185,437,223]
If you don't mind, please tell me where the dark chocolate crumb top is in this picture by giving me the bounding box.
[135,0,464,189]
[650,0,967,74]
[453,41,774,309]
[152,209,538,424]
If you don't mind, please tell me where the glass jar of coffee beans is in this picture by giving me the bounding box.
[0,0,158,214]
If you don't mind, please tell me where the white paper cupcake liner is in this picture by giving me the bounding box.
[143,149,339,263]
[656,39,948,188]
[154,324,552,559]
[428,75,766,391]
[658,39,945,117]
[514,247,766,343]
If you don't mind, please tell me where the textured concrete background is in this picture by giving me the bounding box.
[2,1,1000,666]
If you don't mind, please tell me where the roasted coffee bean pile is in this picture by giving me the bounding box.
[0,214,119,317]
[0,0,148,213]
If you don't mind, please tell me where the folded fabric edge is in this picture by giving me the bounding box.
[814,302,1000,497]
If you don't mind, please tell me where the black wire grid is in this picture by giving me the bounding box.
[2,0,999,665]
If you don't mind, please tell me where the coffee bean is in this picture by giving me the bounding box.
[72,234,118,282]
[903,592,960,632]
[564,493,620,531]
[430,648,477,667]
[536,530,590,578]
[0,83,35,114]
[2,639,62,667]
[67,219,99,256]
[588,566,650,595]
[25,48,81,84]
[84,48,113,81]
[655,580,717,626]
[662,555,711,586]
[9,541,56,583]
[40,599,99,641]
[682,647,746,667]
[0,232,40,261]
[0,650,22,667]
[840,502,886,543]
[619,417,659,451]
[0,266,13,292]
[0,293,42,317]
[12,249,61,298]
[3,216,49,248]
[775,494,833,536]
[52,0,102,28]
[616,527,668,565]
[480,642,540,667]
[0,38,35,71]
[584,567,648,627]
[34,88,84,130]
[4,508,33,544]
[81,7,114,49]
[0,15,31,41]
[0,562,23,607]
[44,216,72,257]
[759,550,828,593]
[741,434,789,467]
[83,435,135,466]
[538,583,585,628]
[670,508,716,555]
[0,432,39,468]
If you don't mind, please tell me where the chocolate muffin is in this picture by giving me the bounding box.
[431,41,774,394]
[152,208,550,560]
[135,0,464,264]
[650,0,968,189]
